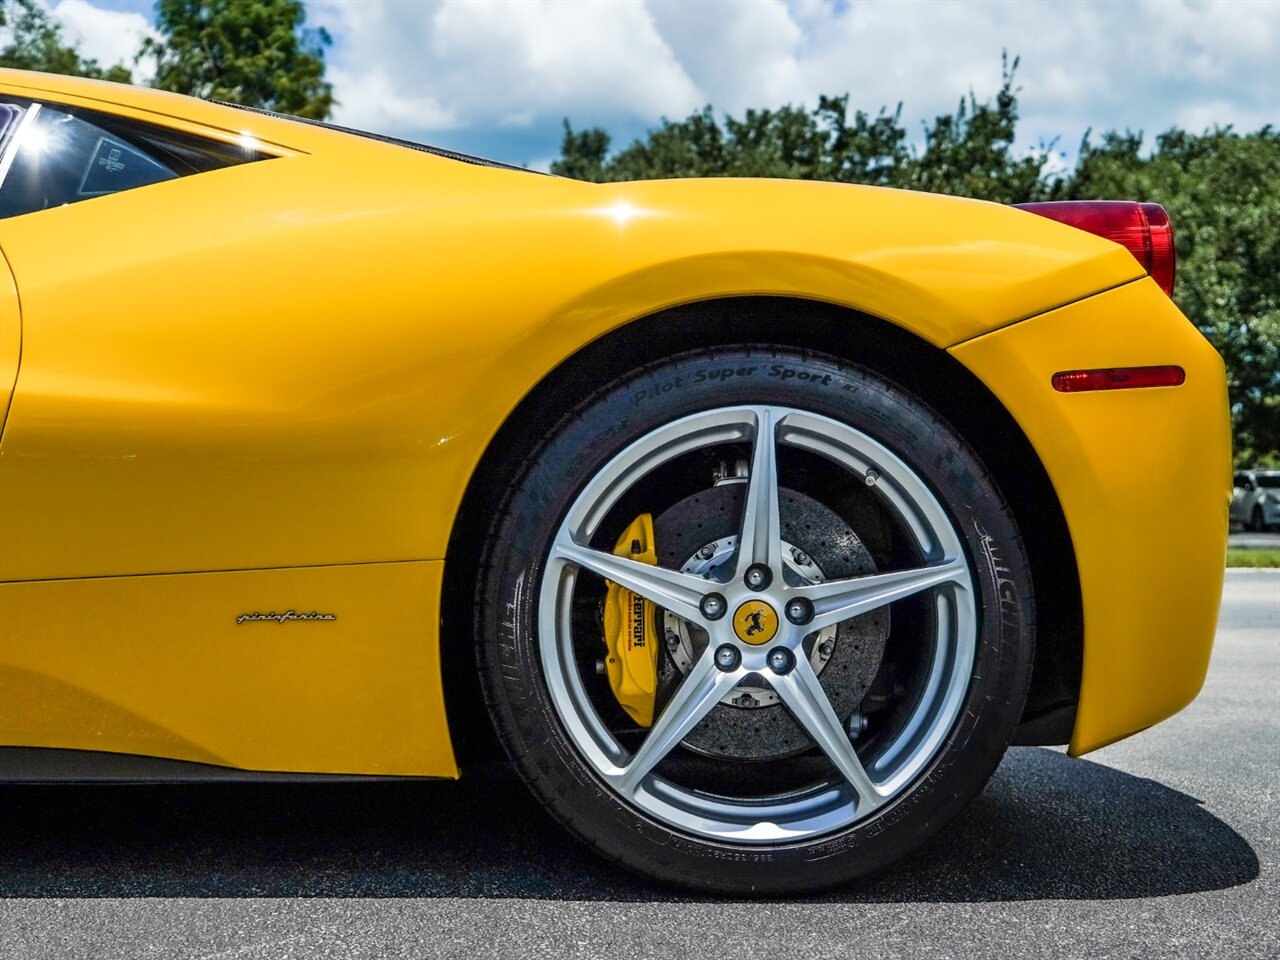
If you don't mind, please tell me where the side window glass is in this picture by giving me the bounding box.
[0,98,266,220]
[0,103,175,219]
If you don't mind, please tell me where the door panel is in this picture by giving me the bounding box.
[0,154,440,582]
[0,106,462,773]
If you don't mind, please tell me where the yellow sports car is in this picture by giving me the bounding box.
[0,69,1229,894]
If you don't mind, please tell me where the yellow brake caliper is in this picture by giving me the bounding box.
[602,514,661,727]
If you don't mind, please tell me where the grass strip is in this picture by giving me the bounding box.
[1226,549,1280,568]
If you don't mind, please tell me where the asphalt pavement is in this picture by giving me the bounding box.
[0,570,1276,959]
[1230,530,1280,550]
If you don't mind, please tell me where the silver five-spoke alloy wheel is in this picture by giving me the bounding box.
[538,405,977,843]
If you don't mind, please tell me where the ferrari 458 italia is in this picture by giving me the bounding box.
[0,70,1229,894]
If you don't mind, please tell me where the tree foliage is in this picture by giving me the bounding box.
[142,0,332,119]
[555,56,1048,202]
[0,0,131,82]
[554,59,1279,465]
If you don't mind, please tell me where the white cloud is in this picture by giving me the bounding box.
[313,0,702,134]
[306,0,1277,162]
[646,0,805,113]
[50,0,157,82]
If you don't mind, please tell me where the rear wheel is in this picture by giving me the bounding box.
[476,346,1034,894]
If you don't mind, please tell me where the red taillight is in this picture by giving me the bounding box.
[1051,365,1186,392]
[1015,200,1176,297]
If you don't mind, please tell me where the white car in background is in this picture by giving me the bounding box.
[1231,470,1280,531]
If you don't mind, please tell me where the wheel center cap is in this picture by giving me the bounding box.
[733,599,779,645]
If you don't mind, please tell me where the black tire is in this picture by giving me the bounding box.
[475,345,1035,895]
[1251,506,1265,532]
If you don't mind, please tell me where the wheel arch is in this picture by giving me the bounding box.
[441,296,1082,765]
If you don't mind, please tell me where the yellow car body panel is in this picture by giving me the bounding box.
[0,70,1223,775]
[0,561,453,775]
[951,278,1231,754]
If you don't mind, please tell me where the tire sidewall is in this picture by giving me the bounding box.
[479,347,1034,894]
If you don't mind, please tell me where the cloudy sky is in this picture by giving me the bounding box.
[34,0,1280,169]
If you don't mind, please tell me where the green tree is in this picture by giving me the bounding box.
[142,0,333,119]
[0,0,132,82]
[555,100,910,184]
[898,55,1051,203]
[553,56,1049,202]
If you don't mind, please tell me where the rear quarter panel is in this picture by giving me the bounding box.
[951,279,1231,753]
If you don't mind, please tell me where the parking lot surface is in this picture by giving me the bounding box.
[1230,530,1280,550]
[0,570,1275,959]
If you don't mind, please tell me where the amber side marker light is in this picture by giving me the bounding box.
[1051,365,1186,393]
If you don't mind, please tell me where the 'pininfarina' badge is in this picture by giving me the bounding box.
[236,610,337,625]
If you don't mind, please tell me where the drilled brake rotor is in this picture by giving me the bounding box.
[652,484,889,762]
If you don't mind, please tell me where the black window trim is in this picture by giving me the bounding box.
[214,100,548,176]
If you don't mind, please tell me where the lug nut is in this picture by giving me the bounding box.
[847,712,868,738]
[700,593,727,620]
[715,644,742,672]
[785,597,814,625]
[744,564,772,591]
[766,647,795,675]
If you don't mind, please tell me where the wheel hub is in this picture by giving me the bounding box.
[653,483,888,762]
[732,599,779,644]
